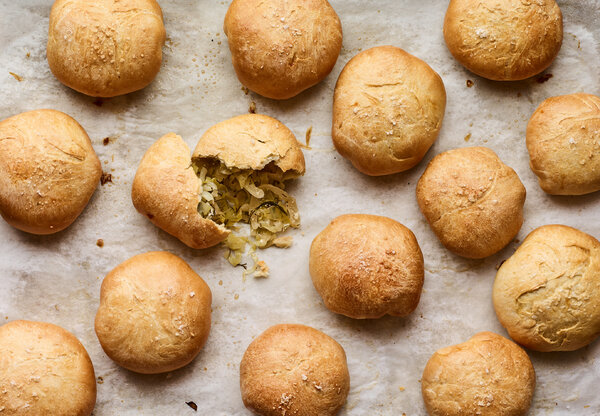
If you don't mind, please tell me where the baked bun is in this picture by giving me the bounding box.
[332,46,446,176]
[133,115,305,275]
[47,0,165,97]
[240,324,350,416]
[0,109,101,235]
[416,147,526,259]
[192,114,305,173]
[0,320,96,415]
[493,225,600,352]
[309,214,424,319]
[527,93,600,195]
[95,251,212,374]
[443,0,563,81]
[132,133,230,249]
[224,0,343,100]
[422,332,535,416]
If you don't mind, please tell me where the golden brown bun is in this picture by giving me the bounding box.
[0,320,96,416]
[240,324,350,416]
[422,332,535,416]
[95,251,212,374]
[493,225,600,352]
[132,133,230,249]
[309,214,424,319]
[332,46,446,176]
[192,114,305,175]
[0,109,102,235]
[47,0,165,97]
[527,93,600,195]
[223,0,342,100]
[416,147,526,259]
[443,0,563,81]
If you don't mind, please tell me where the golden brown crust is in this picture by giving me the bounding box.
[224,0,343,100]
[94,251,212,374]
[493,225,600,352]
[422,332,535,416]
[47,0,165,97]
[0,320,97,416]
[132,133,230,249]
[309,214,424,319]
[0,109,102,235]
[192,114,305,175]
[443,0,563,81]
[527,93,600,195]
[416,147,526,259]
[240,324,350,416]
[332,46,446,176]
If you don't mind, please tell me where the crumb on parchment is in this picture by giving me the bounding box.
[303,126,313,149]
[100,172,112,185]
[254,261,269,278]
[9,72,23,82]
[536,73,553,83]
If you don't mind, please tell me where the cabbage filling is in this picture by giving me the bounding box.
[193,159,300,275]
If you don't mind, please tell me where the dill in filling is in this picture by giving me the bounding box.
[193,159,300,271]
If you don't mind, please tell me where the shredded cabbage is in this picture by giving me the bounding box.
[193,159,300,277]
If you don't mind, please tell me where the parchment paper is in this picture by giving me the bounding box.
[1,1,600,414]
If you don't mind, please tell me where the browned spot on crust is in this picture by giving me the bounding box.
[466,79,474,88]
[96,239,104,247]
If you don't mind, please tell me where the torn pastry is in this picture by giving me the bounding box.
[132,114,305,275]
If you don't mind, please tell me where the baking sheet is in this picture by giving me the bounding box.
[1,0,600,414]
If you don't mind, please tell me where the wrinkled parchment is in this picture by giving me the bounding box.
[1,1,599,414]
